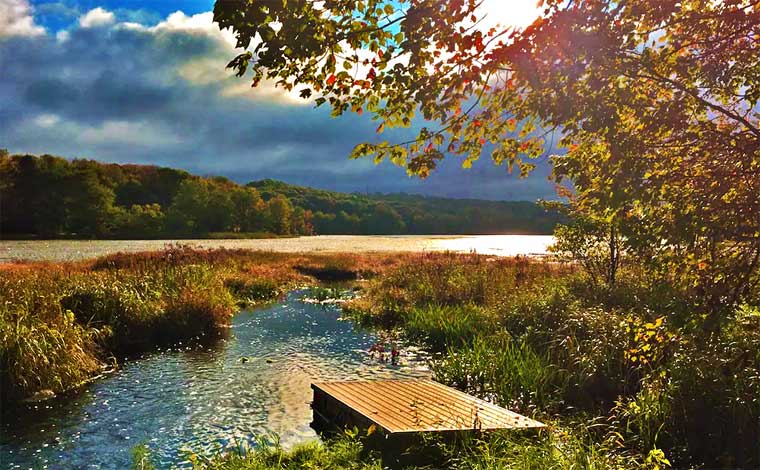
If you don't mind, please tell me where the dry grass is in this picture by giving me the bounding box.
[0,247,432,402]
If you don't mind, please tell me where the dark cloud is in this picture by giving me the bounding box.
[0,9,557,201]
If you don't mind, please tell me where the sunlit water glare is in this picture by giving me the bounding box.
[1,290,430,469]
[0,235,554,262]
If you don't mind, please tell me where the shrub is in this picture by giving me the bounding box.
[611,375,673,455]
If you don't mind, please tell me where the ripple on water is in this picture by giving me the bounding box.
[0,289,430,469]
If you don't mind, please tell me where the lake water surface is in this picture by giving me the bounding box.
[0,235,554,262]
[1,290,430,469]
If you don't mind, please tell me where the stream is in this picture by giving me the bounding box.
[0,289,430,469]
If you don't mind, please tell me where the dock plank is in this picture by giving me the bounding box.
[312,379,544,434]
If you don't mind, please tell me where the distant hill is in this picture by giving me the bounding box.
[249,179,562,235]
[0,152,561,238]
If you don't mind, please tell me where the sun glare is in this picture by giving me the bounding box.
[478,0,542,30]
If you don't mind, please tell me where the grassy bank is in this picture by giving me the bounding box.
[340,253,760,469]
[5,250,757,468]
[0,246,406,402]
[157,253,758,469]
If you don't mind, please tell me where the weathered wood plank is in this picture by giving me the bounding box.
[311,379,544,434]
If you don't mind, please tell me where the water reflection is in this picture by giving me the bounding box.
[1,290,429,469]
[0,235,555,262]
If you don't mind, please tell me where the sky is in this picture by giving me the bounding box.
[0,0,557,201]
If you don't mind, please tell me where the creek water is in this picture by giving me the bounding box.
[0,290,430,469]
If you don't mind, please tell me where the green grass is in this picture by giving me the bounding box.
[401,304,489,350]
[136,429,642,470]
[343,254,760,468]
[181,438,382,470]
[441,425,646,470]
[431,334,564,414]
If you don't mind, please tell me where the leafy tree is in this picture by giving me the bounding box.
[231,186,267,232]
[215,0,760,313]
[548,203,621,288]
[166,179,207,233]
[362,203,406,235]
[63,168,118,237]
[336,210,362,234]
[290,206,314,235]
[114,204,166,238]
[205,184,235,232]
[1,154,560,238]
[266,194,293,234]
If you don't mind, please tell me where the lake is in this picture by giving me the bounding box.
[0,235,554,262]
[0,289,430,469]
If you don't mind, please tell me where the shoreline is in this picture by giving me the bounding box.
[0,234,556,263]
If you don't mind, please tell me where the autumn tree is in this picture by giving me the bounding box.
[231,186,267,232]
[215,0,760,314]
[267,194,294,234]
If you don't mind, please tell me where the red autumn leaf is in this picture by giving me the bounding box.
[326,74,336,86]
[425,142,434,152]
[473,120,482,127]
[357,107,363,115]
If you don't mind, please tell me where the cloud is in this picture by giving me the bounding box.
[0,0,45,37]
[33,113,61,127]
[0,5,556,201]
[79,7,115,28]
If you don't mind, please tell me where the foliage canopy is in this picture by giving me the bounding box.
[214,0,760,312]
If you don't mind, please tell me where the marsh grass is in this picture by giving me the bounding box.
[5,250,758,468]
[431,334,564,414]
[439,424,643,470]
[344,254,760,468]
[402,304,489,350]
[0,247,407,402]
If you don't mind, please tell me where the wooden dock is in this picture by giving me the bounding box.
[311,379,544,435]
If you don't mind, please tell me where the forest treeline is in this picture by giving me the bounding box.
[0,152,561,238]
